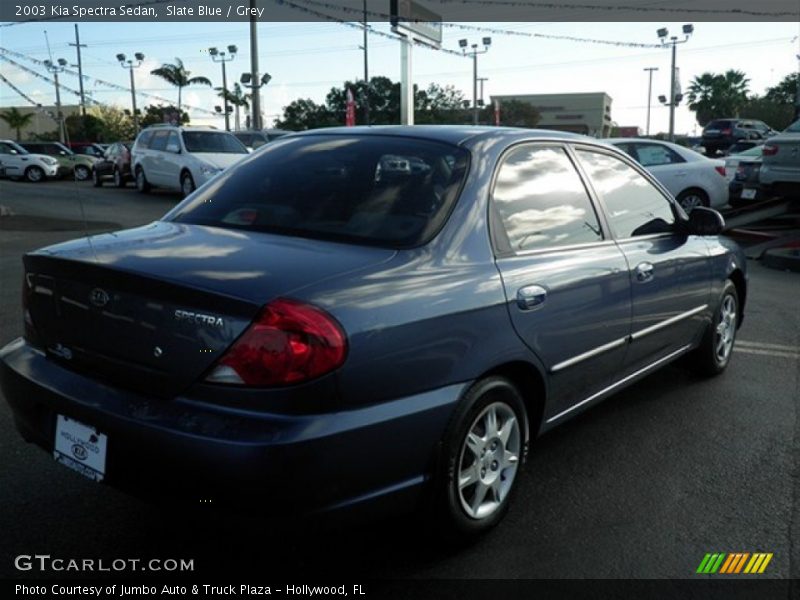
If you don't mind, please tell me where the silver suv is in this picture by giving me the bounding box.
[131,125,248,197]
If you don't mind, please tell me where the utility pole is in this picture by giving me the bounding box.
[459,38,492,125]
[657,25,693,142]
[249,0,261,130]
[43,58,67,143]
[643,67,658,136]
[362,0,370,125]
[209,45,237,132]
[69,24,87,118]
[478,77,488,107]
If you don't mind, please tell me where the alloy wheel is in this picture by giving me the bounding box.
[457,401,521,520]
[714,294,737,363]
[74,165,90,181]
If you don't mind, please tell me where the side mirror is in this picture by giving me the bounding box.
[684,206,725,236]
[166,144,180,154]
[59,150,67,156]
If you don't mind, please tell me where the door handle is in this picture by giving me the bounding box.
[635,262,654,283]
[516,285,547,311]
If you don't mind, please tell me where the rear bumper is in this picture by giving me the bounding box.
[0,337,464,519]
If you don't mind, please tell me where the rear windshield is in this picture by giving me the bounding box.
[182,131,247,154]
[168,135,469,248]
[705,120,735,130]
[785,119,800,133]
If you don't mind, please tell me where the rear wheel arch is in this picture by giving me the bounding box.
[728,269,746,325]
[677,187,709,210]
[476,360,547,442]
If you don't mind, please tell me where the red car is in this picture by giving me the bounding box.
[92,142,133,188]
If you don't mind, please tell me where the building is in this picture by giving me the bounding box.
[0,104,81,141]
[491,92,614,137]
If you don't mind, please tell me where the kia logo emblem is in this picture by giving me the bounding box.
[89,288,110,307]
[71,444,88,461]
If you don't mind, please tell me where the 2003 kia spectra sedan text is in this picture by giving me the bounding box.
[0,127,746,535]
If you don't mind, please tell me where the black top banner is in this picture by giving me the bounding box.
[1,0,799,24]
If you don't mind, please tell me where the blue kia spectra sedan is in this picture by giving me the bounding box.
[0,126,746,535]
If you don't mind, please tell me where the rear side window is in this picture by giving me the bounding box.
[632,143,686,167]
[135,130,155,149]
[149,131,169,152]
[576,150,675,238]
[169,135,469,248]
[492,145,603,252]
[181,132,247,154]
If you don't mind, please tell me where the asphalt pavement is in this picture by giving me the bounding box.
[0,179,798,582]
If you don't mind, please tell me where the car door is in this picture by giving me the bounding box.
[0,142,23,177]
[574,147,712,374]
[491,143,632,421]
[146,130,170,186]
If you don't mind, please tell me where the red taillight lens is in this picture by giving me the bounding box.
[714,165,726,177]
[206,298,347,386]
[762,144,779,156]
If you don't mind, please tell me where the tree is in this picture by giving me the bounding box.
[484,99,541,127]
[687,70,751,126]
[217,83,250,130]
[742,96,795,131]
[274,98,337,131]
[416,84,470,124]
[150,58,212,112]
[139,104,190,128]
[88,105,136,141]
[0,107,34,141]
[765,73,799,106]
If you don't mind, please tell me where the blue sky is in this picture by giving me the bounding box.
[1,20,798,134]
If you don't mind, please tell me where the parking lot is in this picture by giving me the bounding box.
[0,177,798,580]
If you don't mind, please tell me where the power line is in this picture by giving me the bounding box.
[0,54,99,104]
[0,72,42,106]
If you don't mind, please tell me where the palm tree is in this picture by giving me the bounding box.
[150,58,212,112]
[0,107,35,141]
[216,83,250,130]
[688,70,750,126]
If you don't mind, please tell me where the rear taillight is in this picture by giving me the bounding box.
[762,144,779,156]
[721,128,732,135]
[206,298,347,386]
[714,165,726,177]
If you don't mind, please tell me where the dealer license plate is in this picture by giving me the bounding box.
[741,188,757,200]
[53,415,107,482]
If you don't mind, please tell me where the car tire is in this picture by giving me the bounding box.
[181,172,195,197]
[677,189,709,212]
[113,168,125,188]
[92,168,102,187]
[690,280,739,377]
[74,164,90,181]
[25,166,45,183]
[135,167,151,193]
[437,376,528,537]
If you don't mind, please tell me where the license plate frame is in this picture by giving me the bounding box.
[741,188,757,200]
[53,415,107,482]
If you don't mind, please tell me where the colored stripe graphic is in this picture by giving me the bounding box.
[699,553,774,575]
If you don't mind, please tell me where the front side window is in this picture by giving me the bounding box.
[576,149,675,238]
[169,135,469,248]
[492,145,603,252]
[632,143,686,167]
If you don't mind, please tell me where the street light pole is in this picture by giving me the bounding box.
[460,37,491,126]
[362,0,370,125]
[643,67,658,136]
[117,52,145,133]
[43,58,67,143]
[657,25,692,142]
[69,24,87,118]
[249,0,261,131]
[209,45,237,132]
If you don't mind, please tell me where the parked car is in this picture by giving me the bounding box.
[92,142,133,188]
[758,118,800,199]
[606,138,729,211]
[19,141,97,181]
[724,140,761,156]
[701,118,774,156]
[131,125,249,196]
[724,145,763,181]
[0,127,747,534]
[0,140,60,182]
[729,159,763,207]
[68,142,108,159]
[233,129,292,151]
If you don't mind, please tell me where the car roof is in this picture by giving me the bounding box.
[290,125,589,147]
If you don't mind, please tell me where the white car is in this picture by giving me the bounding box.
[0,140,60,183]
[605,138,729,211]
[131,125,249,197]
[724,145,764,181]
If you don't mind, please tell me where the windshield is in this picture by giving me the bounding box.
[785,119,800,133]
[168,135,470,249]
[181,131,248,154]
